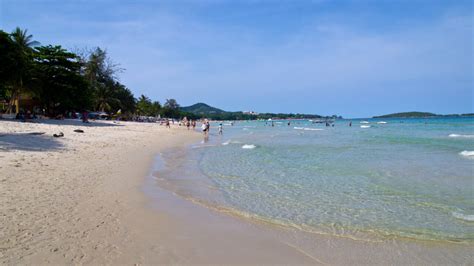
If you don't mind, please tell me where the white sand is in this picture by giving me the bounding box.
[0,119,201,264]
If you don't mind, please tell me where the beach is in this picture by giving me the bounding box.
[0,119,321,264]
[0,119,200,264]
[1,119,472,264]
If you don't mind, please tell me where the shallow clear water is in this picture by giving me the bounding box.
[160,117,474,242]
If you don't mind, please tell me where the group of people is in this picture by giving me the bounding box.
[180,117,197,130]
[200,119,223,135]
[164,117,223,136]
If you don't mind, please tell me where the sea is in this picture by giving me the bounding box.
[154,117,473,243]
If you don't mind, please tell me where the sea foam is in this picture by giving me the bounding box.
[449,134,474,138]
[222,140,230,146]
[360,125,371,128]
[452,212,474,222]
[242,144,256,149]
[293,127,323,131]
[459,151,474,158]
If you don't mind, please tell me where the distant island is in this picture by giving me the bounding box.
[180,103,341,120]
[373,112,474,118]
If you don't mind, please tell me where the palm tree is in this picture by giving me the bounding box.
[164,98,180,110]
[95,82,120,112]
[10,27,40,51]
[9,27,40,114]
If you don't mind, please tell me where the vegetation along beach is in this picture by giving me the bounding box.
[1,0,473,265]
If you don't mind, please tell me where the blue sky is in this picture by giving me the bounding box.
[1,0,472,117]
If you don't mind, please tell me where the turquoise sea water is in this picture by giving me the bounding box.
[158,117,474,243]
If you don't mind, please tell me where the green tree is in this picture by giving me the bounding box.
[0,30,17,106]
[83,47,124,112]
[164,98,179,110]
[109,82,136,114]
[32,45,92,115]
[95,79,121,112]
[135,95,161,116]
[150,101,161,116]
[9,27,39,113]
[136,94,152,116]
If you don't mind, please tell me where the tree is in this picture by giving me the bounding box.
[9,27,39,113]
[32,45,92,115]
[83,47,124,112]
[95,79,121,112]
[109,82,136,114]
[135,95,161,116]
[164,98,179,110]
[150,101,161,116]
[0,30,17,107]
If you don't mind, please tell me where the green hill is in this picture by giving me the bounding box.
[373,112,438,118]
[180,102,226,115]
[179,102,326,120]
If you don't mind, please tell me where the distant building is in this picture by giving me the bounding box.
[243,111,259,115]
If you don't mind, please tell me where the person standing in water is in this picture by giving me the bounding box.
[218,123,223,135]
[206,120,211,133]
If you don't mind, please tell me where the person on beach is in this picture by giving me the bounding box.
[349,121,352,127]
[218,123,223,135]
[201,122,207,135]
[82,111,89,123]
[166,119,170,128]
[206,120,210,133]
[186,120,191,130]
[192,120,196,129]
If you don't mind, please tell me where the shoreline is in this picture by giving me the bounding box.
[1,119,472,264]
[148,143,472,265]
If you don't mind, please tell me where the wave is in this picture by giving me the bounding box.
[459,151,474,158]
[360,125,371,128]
[360,121,370,124]
[377,121,387,124]
[242,144,256,149]
[452,212,474,222]
[222,140,243,146]
[449,134,474,138]
[192,144,219,149]
[293,127,323,131]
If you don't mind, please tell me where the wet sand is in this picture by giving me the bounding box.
[146,146,473,265]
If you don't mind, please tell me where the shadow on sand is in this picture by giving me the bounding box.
[0,133,64,152]
[2,118,124,128]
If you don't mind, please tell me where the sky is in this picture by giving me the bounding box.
[1,0,472,118]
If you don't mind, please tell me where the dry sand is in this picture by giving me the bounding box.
[0,119,201,264]
[0,119,471,265]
